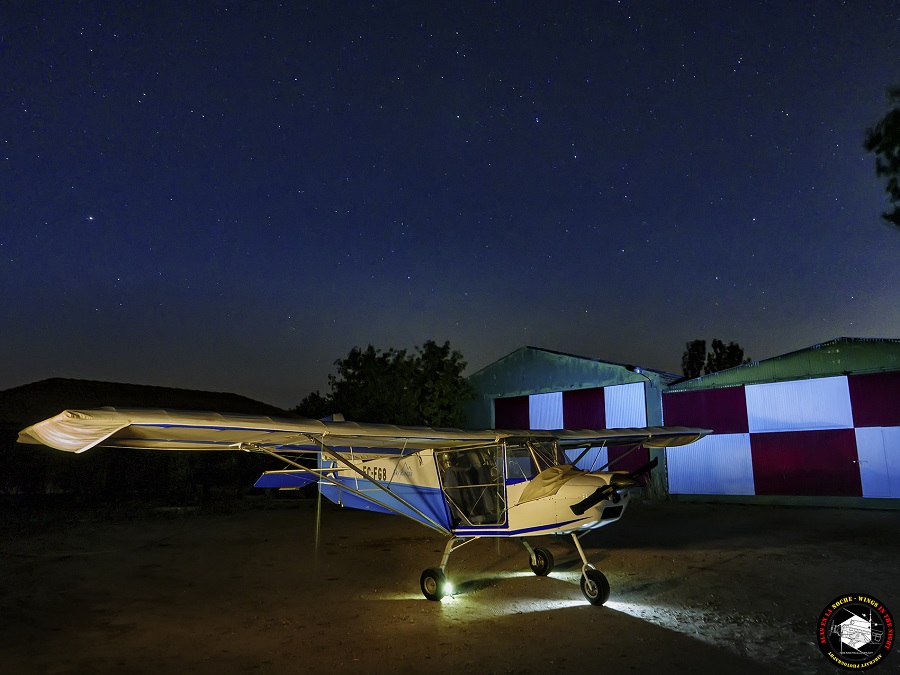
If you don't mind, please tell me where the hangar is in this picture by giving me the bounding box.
[663,337,900,507]
[465,346,681,498]
[466,338,900,507]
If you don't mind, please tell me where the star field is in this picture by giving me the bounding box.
[2,1,899,408]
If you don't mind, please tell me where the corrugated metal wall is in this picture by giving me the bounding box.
[493,383,648,471]
[855,427,900,498]
[495,383,646,431]
[849,371,900,427]
[666,434,755,495]
[482,340,898,502]
[750,430,861,496]
[605,382,647,428]
[494,395,529,429]
[562,387,605,428]
[745,377,853,432]
[528,392,563,429]
[664,370,900,499]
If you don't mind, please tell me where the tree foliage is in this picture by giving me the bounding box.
[293,390,333,420]
[864,85,900,229]
[681,339,707,379]
[293,340,473,427]
[705,339,751,374]
[682,338,751,377]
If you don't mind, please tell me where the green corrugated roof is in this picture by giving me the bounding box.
[666,337,900,392]
[468,346,679,398]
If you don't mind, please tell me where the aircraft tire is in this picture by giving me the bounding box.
[420,567,446,601]
[529,547,554,576]
[580,568,610,606]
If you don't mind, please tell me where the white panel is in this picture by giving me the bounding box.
[666,434,755,495]
[604,382,647,428]
[529,392,563,430]
[856,427,900,498]
[745,376,853,433]
[565,447,609,472]
[886,428,900,497]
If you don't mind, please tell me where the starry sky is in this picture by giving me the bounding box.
[2,1,899,409]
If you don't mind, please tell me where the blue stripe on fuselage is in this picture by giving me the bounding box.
[319,476,452,531]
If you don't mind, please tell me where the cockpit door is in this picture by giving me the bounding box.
[437,445,505,526]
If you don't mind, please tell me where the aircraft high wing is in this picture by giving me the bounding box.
[19,408,710,605]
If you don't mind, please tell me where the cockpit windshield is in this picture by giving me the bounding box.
[504,438,563,481]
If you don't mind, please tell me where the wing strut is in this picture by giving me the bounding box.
[569,440,608,470]
[594,442,641,472]
[255,436,451,536]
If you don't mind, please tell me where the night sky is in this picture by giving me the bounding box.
[3,2,899,409]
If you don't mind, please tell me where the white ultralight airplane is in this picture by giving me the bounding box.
[19,408,709,606]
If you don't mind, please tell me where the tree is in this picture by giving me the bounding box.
[411,340,473,427]
[705,339,751,374]
[329,345,417,425]
[681,338,751,377]
[293,390,334,420]
[681,339,706,379]
[293,340,473,427]
[864,85,900,229]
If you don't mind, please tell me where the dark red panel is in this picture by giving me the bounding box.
[750,430,861,496]
[849,371,900,427]
[606,445,650,473]
[662,387,749,434]
[562,387,605,429]
[493,395,529,429]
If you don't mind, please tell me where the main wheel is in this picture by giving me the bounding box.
[420,567,447,601]
[529,547,554,576]
[580,568,610,606]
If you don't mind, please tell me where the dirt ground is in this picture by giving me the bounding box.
[1,496,898,674]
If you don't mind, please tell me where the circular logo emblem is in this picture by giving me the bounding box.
[818,594,894,670]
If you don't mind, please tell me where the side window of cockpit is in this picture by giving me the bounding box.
[505,446,536,480]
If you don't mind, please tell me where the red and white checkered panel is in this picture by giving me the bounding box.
[562,387,605,428]
[605,382,647,428]
[666,434,754,495]
[849,371,900,428]
[750,429,862,496]
[528,392,563,430]
[662,387,749,434]
[855,427,900,497]
[494,384,646,431]
[492,384,648,471]
[494,395,529,429]
[663,372,900,498]
[745,377,853,432]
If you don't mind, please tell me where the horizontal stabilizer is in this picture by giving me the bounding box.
[254,470,318,489]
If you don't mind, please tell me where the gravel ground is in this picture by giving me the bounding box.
[1,497,897,674]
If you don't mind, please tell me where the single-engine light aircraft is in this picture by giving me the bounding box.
[19,408,709,605]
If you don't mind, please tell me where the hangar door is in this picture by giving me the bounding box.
[855,427,900,498]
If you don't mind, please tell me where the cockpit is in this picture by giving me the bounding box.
[437,437,565,527]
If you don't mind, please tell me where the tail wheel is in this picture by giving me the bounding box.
[420,567,447,601]
[529,547,554,576]
[580,568,610,606]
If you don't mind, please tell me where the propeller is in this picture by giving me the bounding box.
[570,457,659,516]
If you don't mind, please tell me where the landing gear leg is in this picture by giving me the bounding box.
[522,539,554,576]
[571,532,610,606]
[420,537,478,601]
